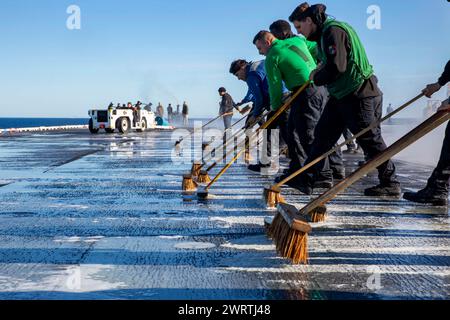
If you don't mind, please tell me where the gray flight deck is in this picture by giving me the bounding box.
[0,123,448,300]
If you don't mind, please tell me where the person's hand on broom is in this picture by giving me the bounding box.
[234,102,243,113]
[422,82,442,98]
[437,99,450,112]
[239,105,252,115]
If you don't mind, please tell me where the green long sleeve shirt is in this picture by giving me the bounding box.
[305,39,319,63]
[265,38,317,110]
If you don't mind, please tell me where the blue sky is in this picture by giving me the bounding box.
[0,0,448,118]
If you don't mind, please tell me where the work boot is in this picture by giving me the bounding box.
[285,176,313,195]
[247,163,271,173]
[332,168,346,180]
[403,188,448,206]
[313,180,333,189]
[364,182,401,197]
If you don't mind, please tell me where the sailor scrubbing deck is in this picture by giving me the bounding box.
[287,3,401,197]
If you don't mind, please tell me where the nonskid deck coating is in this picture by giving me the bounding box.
[0,128,448,300]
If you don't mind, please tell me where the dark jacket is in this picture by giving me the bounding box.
[219,93,235,115]
[313,26,381,99]
[182,103,189,115]
[241,60,270,118]
[438,60,450,86]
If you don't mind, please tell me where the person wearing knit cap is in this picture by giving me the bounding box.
[287,3,401,197]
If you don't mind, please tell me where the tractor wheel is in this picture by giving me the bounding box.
[117,117,131,134]
[89,119,99,134]
[137,118,147,132]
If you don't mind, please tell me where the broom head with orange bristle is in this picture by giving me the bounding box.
[268,203,312,264]
[263,186,285,209]
[197,170,211,184]
[182,174,198,192]
[308,205,328,223]
[191,162,202,177]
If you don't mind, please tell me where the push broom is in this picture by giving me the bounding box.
[269,106,449,264]
[200,108,255,167]
[197,81,311,200]
[175,112,233,148]
[182,114,227,190]
[184,108,256,189]
[183,112,246,180]
[199,129,248,184]
[201,103,253,153]
[191,108,254,179]
[198,109,270,175]
[197,126,266,184]
[193,110,269,185]
[264,93,425,211]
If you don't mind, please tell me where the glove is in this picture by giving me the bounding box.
[239,105,252,115]
[422,83,442,98]
[245,115,257,129]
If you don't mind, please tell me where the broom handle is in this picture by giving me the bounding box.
[202,109,253,164]
[205,81,310,171]
[205,82,311,190]
[298,109,450,216]
[275,92,425,188]
[205,110,270,172]
[206,130,266,172]
[178,113,230,143]
[259,81,310,131]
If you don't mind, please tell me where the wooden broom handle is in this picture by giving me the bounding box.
[205,110,270,172]
[275,92,425,188]
[260,81,311,131]
[205,82,311,190]
[298,109,450,216]
[202,111,254,165]
[178,113,225,143]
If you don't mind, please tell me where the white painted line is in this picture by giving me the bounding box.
[0,125,88,134]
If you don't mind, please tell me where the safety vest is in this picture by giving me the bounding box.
[320,18,374,99]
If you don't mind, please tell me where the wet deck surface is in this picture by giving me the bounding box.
[0,128,448,300]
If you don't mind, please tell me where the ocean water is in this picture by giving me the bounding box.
[0,116,419,130]
[0,118,89,129]
[0,117,214,130]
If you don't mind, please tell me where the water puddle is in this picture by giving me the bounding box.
[174,242,216,250]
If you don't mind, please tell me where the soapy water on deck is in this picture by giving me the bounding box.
[382,120,446,167]
[336,121,446,167]
[0,122,448,299]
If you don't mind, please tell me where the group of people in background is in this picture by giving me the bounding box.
[107,101,147,126]
[107,101,190,126]
[215,2,449,206]
[156,101,189,126]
